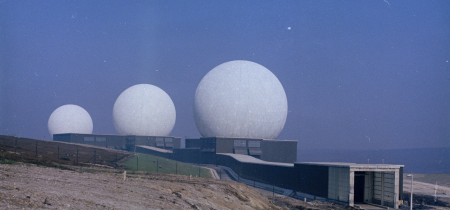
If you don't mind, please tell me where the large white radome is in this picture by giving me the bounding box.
[113,84,176,136]
[193,60,288,139]
[48,104,93,137]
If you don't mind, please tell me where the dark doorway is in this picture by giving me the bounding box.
[354,174,365,203]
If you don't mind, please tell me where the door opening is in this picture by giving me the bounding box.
[354,174,365,203]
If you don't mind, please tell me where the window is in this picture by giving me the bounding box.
[233,140,246,147]
[84,137,94,141]
[248,140,260,148]
[96,137,106,142]
[156,137,164,147]
[164,138,173,143]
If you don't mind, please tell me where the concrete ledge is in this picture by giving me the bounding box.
[219,153,293,167]
[136,145,172,153]
[296,162,404,169]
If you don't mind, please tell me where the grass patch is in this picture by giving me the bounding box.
[0,159,15,165]
[122,153,212,178]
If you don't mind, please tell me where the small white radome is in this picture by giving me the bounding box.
[48,104,93,137]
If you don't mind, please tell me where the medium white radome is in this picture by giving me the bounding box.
[193,60,288,139]
[48,104,93,137]
[113,84,176,136]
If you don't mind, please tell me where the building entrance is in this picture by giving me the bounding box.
[354,174,365,203]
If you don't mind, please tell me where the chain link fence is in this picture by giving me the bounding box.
[0,135,131,168]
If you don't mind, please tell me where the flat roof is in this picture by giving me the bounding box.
[200,136,297,142]
[54,133,178,138]
[295,162,404,169]
[218,153,294,167]
[136,145,173,154]
[261,139,298,142]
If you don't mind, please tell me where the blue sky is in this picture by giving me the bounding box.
[1,0,449,150]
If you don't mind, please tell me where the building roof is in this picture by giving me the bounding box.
[53,133,178,138]
[295,162,404,169]
[218,153,294,167]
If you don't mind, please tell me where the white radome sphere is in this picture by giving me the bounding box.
[193,60,288,139]
[48,104,93,137]
[113,84,176,136]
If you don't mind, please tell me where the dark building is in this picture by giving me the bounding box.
[185,137,297,163]
[53,133,181,151]
[136,145,404,209]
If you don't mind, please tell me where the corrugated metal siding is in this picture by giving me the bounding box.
[383,172,395,207]
[373,172,382,205]
[364,172,373,203]
[328,167,349,202]
[373,172,395,207]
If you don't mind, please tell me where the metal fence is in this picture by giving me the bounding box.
[0,135,130,168]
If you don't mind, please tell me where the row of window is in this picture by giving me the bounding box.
[83,137,173,143]
[156,137,173,143]
[83,137,106,142]
[233,140,261,148]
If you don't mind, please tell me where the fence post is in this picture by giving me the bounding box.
[76,147,78,163]
[176,162,177,174]
[273,185,274,196]
[14,138,17,153]
[157,159,159,173]
[136,155,139,171]
[198,165,200,177]
[57,145,59,159]
[35,141,38,157]
[94,149,96,165]
[115,153,118,169]
[219,169,221,179]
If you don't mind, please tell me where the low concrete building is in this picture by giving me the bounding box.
[295,162,404,209]
[136,143,404,209]
[53,133,181,151]
[185,137,297,163]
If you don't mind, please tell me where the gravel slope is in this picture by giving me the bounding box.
[0,163,282,209]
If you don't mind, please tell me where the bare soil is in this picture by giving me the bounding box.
[0,162,359,210]
[0,136,356,209]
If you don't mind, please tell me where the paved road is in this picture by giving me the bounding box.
[205,165,235,181]
[204,165,281,196]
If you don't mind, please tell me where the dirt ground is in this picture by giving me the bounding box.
[0,163,355,210]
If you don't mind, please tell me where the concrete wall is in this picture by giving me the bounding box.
[261,140,297,163]
[185,139,201,149]
[187,137,296,163]
[328,167,350,202]
[215,138,234,153]
[173,138,181,149]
